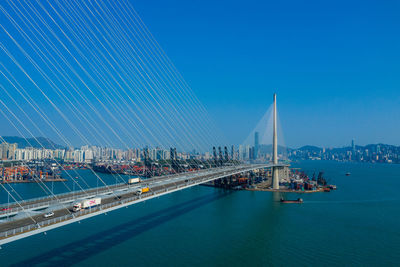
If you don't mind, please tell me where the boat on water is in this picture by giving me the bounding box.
[280,198,303,204]
[345,172,351,176]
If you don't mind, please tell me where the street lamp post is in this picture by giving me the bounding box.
[7,191,9,219]
[73,177,77,199]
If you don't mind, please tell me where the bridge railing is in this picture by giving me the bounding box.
[0,187,173,239]
[2,165,265,211]
[0,182,129,209]
[0,164,272,239]
[0,172,215,239]
[0,166,238,209]
[0,181,140,213]
[0,168,213,210]
[0,169,215,210]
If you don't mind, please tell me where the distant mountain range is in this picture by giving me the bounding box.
[295,143,399,152]
[296,145,322,152]
[1,136,65,149]
[290,143,400,163]
[259,143,399,154]
[2,135,398,153]
[258,144,290,154]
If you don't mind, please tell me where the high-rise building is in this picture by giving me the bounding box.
[254,132,259,159]
[249,147,254,160]
[0,142,18,160]
[245,145,250,160]
[238,145,243,160]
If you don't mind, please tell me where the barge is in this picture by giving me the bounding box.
[280,198,303,204]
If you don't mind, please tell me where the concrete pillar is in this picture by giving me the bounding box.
[272,93,279,190]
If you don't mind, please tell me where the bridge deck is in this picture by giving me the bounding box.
[0,164,281,245]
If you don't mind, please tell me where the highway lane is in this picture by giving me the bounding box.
[0,164,273,237]
[0,166,248,212]
[0,179,185,233]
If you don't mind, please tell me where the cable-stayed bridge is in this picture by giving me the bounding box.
[0,0,285,246]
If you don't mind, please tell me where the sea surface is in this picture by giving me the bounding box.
[0,161,399,266]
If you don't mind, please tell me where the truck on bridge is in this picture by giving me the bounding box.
[72,198,102,212]
[128,178,141,184]
[135,187,149,195]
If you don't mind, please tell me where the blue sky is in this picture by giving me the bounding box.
[1,0,399,149]
[133,0,400,147]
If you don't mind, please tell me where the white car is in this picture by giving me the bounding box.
[44,212,54,218]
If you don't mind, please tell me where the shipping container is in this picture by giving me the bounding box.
[73,198,101,211]
[128,178,141,184]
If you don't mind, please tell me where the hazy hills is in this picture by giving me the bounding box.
[1,136,65,149]
[1,136,398,152]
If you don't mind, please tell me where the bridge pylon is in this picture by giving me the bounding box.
[272,93,279,190]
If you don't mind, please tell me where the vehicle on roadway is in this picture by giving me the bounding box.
[128,178,141,184]
[44,212,54,218]
[73,198,102,212]
[135,187,149,195]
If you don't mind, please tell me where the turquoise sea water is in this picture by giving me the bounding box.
[1,161,399,266]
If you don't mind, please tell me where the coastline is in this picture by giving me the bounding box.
[1,178,67,184]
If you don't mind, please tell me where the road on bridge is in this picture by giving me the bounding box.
[0,164,276,241]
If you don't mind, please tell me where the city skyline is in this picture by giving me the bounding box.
[2,134,398,151]
[2,135,398,164]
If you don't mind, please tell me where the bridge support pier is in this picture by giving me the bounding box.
[272,167,279,190]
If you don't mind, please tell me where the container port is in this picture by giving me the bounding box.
[203,166,336,194]
[0,161,66,183]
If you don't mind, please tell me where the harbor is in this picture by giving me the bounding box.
[203,167,337,194]
[0,178,67,183]
[0,164,66,184]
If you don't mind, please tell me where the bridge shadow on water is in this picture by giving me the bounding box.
[12,190,233,267]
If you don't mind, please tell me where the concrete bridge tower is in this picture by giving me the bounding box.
[272,93,279,189]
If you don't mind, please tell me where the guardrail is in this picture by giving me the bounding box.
[0,182,127,209]
[0,164,270,240]
[0,166,238,209]
[0,182,189,239]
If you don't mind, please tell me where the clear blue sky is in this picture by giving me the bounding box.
[133,0,400,147]
[1,0,399,149]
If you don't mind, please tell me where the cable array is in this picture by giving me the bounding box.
[0,0,228,219]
